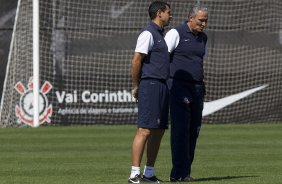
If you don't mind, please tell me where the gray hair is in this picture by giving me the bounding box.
[188,3,208,18]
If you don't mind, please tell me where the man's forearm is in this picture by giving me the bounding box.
[131,53,144,87]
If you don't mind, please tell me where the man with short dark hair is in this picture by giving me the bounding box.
[165,3,208,182]
[128,1,172,183]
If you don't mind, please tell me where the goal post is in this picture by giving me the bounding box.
[33,0,40,127]
[1,0,282,127]
[0,0,40,128]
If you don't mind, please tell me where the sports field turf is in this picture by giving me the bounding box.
[0,124,281,184]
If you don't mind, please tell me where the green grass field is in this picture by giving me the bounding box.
[0,124,282,184]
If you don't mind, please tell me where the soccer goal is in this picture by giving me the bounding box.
[1,0,282,127]
[0,0,140,127]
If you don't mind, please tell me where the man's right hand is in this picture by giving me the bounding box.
[132,86,138,102]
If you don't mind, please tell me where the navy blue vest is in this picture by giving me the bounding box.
[140,22,170,80]
[170,21,207,82]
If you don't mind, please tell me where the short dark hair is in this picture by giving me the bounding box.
[148,1,170,20]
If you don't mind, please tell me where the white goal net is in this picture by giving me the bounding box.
[1,0,282,127]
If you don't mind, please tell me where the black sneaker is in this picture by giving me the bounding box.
[128,174,141,183]
[141,175,162,183]
[170,176,194,182]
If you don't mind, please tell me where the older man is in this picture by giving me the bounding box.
[165,3,208,182]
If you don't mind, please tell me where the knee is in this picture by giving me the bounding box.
[137,128,151,138]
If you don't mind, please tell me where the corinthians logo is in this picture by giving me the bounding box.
[14,78,53,127]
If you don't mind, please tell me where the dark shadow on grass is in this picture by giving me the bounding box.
[161,175,259,183]
[194,175,259,182]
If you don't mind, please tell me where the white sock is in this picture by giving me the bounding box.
[130,166,140,178]
[143,165,154,178]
